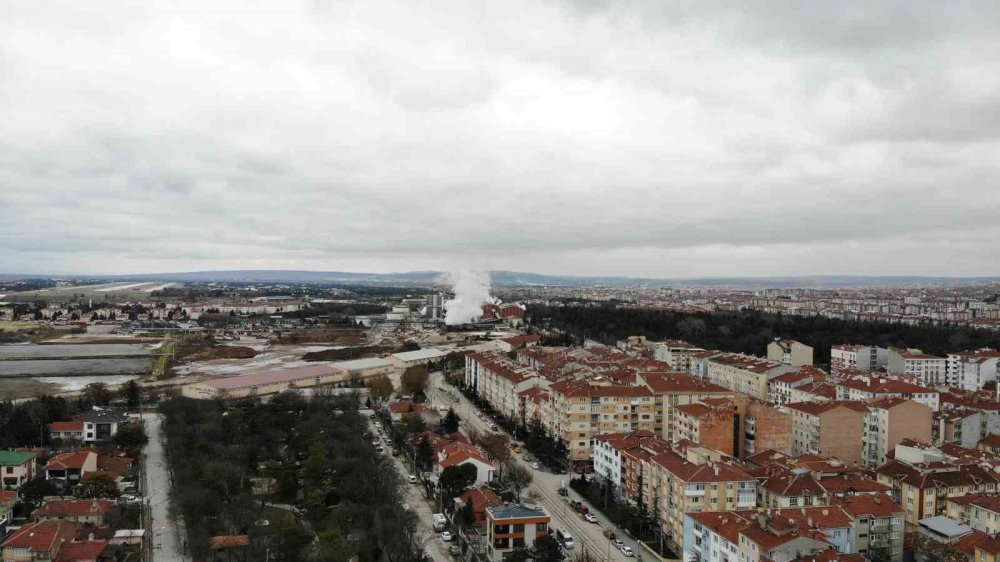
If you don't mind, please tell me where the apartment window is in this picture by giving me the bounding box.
[789,497,798,506]
[537,523,547,533]
[513,524,524,533]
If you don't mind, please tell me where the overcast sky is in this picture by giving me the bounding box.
[3,0,999,278]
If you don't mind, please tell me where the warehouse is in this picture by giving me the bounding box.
[332,357,396,379]
[182,364,350,400]
[389,347,451,369]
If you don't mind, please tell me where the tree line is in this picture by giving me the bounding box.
[528,303,1000,366]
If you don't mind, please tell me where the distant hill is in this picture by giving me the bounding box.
[3,270,998,288]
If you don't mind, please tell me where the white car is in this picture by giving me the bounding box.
[584,513,598,524]
[611,540,624,550]
[441,531,453,542]
[409,475,418,484]
[620,545,633,557]
[531,462,540,470]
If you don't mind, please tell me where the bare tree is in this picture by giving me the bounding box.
[501,461,533,502]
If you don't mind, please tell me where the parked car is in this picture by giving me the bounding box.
[584,513,598,523]
[449,545,461,555]
[409,475,418,484]
[602,528,616,540]
[441,531,453,542]
[490,424,498,431]
[550,466,567,474]
[557,487,568,497]
[531,462,540,470]
[620,545,634,557]
[611,540,624,550]
[392,448,400,456]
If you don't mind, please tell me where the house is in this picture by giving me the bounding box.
[484,504,549,562]
[760,469,828,509]
[48,421,85,441]
[834,494,906,561]
[0,451,37,489]
[1,520,78,562]
[79,409,132,443]
[496,335,541,353]
[209,535,250,560]
[44,451,98,484]
[436,444,495,487]
[33,500,117,526]
[454,486,502,527]
[52,540,108,562]
[0,490,16,536]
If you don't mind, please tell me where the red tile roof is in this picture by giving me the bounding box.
[1,520,78,552]
[53,540,107,562]
[33,500,116,520]
[209,535,251,550]
[832,494,903,517]
[49,420,85,433]
[45,451,95,471]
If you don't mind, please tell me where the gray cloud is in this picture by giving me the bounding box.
[1,0,998,276]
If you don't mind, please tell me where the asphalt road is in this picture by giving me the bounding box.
[426,373,644,562]
[145,413,190,562]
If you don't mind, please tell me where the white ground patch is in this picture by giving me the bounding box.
[95,282,155,292]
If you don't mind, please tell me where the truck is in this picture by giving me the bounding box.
[432,513,448,532]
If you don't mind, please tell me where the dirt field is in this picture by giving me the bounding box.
[0,378,62,400]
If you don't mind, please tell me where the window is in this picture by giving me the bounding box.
[513,524,524,533]
[537,523,547,533]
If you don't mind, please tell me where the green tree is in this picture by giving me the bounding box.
[439,464,477,494]
[443,407,460,434]
[82,383,113,407]
[77,472,120,498]
[120,380,141,409]
[18,478,55,504]
[365,375,394,402]
[532,535,564,562]
[416,436,434,472]
[112,422,149,456]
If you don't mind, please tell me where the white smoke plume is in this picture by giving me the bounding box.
[444,270,496,325]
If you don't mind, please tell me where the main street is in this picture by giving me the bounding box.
[145,413,190,562]
[426,372,643,562]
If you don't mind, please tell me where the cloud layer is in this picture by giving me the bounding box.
[2,0,999,276]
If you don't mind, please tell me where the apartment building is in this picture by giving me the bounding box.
[547,380,656,465]
[862,398,933,467]
[705,353,796,401]
[769,366,827,405]
[744,400,793,457]
[947,349,1000,391]
[835,377,940,411]
[466,352,540,420]
[684,508,853,562]
[760,470,828,508]
[0,451,36,489]
[653,340,706,373]
[887,348,947,385]
[834,494,906,562]
[785,402,867,464]
[484,504,550,562]
[935,408,984,448]
[649,451,757,551]
[673,400,737,456]
[767,339,814,367]
[787,382,836,404]
[830,345,889,374]
[877,452,998,528]
[592,430,673,503]
[635,371,734,442]
[945,494,1000,535]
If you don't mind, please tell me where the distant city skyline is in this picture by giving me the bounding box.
[3,1,999,276]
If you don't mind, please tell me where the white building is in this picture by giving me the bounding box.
[886,348,947,385]
[947,349,1000,391]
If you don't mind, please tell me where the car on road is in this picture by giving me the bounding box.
[392,448,400,456]
[511,444,521,453]
[557,487,568,496]
[620,545,634,557]
[602,528,616,540]
[611,540,624,550]
[584,513,598,523]
[449,545,461,555]
[490,424,498,431]
[409,475,418,484]
[531,462,540,470]
[441,531,453,542]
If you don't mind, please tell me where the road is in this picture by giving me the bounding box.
[145,413,190,562]
[368,417,453,562]
[426,373,643,562]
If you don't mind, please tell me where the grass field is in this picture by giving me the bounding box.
[0,320,43,332]
[4,282,178,302]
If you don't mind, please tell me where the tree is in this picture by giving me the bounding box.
[460,500,475,525]
[400,341,421,352]
[442,408,460,434]
[18,478,55,504]
[399,413,427,436]
[532,535,564,562]
[77,472,120,498]
[400,366,429,396]
[82,383,113,407]
[477,434,511,477]
[501,461,533,502]
[365,375,394,403]
[112,423,149,456]
[416,436,434,472]
[439,464,478,494]
[120,380,141,410]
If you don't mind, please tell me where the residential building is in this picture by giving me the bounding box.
[434,443,496,487]
[454,487,502,527]
[935,408,983,448]
[769,366,826,405]
[976,537,1000,562]
[830,345,889,374]
[0,451,36,489]
[484,504,549,562]
[705,353,796,401]
[32,500,116,526]
[592,431,660,496]
[886,348,947,385]
[79,409,131,443]
[1,520,77,562]
[673,400,737,456]
[945,493,1000,535]
[0,490,16,535]
[48,421,84,442]
[785,402,867,464]
[863,398,933,467]
[44,451,98,485]
[637,371,735,442]
[649,451,757,551]
[947,349,1000,391]
[767,339,814,367]
[760,469,829,509]
[547,380,655,465]
[834,494,906,562]
[743,400,793,457]
[835,377,940,411]
[653,340,706,372]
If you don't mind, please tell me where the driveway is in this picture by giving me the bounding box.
[145,413,190,562]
